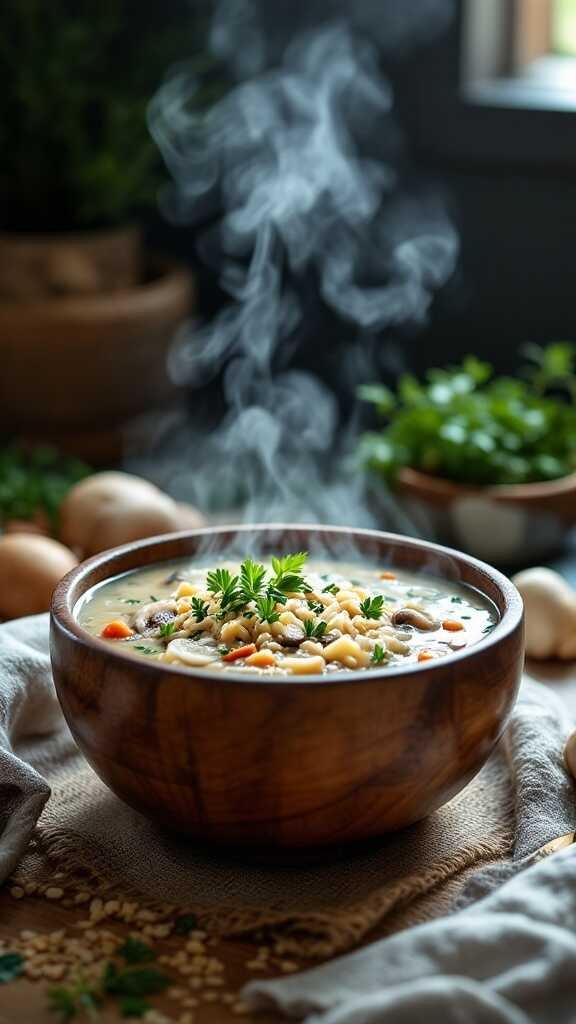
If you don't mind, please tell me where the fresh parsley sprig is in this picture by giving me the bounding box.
[239,558,267,603]
[303,619,327,640]
[206,568,242,612]
[360,595,385,620]
[270,552,309,596]
[254,595,280,624]
[159,621,176,638]
[191,596,209,622]
[371,643,388,664]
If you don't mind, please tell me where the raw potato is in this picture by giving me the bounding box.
[512,567,576,660]
[59,471,204,557]
[0,533,78,619]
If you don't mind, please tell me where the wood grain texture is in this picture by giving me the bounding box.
[0,257,194,460]
[50,526,524,847]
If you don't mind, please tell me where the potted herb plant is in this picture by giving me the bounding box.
[359,344,576,566]
[0,1,217,460]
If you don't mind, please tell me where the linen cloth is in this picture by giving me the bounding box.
[0,614,574,966]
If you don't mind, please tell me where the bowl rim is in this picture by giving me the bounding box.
[51,523,524,688]
[398,465,576,500]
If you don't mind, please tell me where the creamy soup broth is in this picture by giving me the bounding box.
[76,553,498,676]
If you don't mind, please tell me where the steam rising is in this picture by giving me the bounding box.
[145,0,458,527]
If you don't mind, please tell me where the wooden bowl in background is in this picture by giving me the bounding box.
[50,525,524,847]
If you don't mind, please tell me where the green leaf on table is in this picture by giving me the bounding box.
[118,938,156,965]
[0,952,24,983]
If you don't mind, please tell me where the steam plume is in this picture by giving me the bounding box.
[144,0,458,526]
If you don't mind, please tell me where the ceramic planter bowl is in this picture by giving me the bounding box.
[397,467,576,567]
[50,524,524,847]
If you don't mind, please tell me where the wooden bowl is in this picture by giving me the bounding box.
[50,525,524,847]
[397,467,576,567]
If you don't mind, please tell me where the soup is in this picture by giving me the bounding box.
[76,551,498,676]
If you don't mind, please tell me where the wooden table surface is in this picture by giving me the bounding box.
[2,543,576,1023]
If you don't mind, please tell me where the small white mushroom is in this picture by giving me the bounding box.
[512,567,576,660]
[390,607,440,631]
[163,638,219,667]
[134,600,178,634]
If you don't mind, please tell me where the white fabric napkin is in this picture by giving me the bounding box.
[245,681,576,1023]
[245,845,576,1023]
[0,615,58,880]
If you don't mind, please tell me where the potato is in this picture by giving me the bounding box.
[0,533,78,619]
[59,471,204,557]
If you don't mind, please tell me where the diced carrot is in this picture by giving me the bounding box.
[442,619,465,632]
[418,651,435,662]
[246,650,277,668]
[101,620,134,639]
[222,643,257,662]
[380,571,397,580]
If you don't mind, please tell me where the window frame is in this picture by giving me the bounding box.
[415,0,576,169]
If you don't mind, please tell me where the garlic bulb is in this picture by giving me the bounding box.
[512,567,576,660]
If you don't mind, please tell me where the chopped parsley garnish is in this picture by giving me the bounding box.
[149,595,160,602]
[303,619,327,639]
[371,643,388,664]
[119,938,156,965]
[254,595,280,624]
[174,913,198,935]
[123,599,141,605]
[102,961,170,998]
[461,615,471,620]
[360,595,385,620]
[218,645,232,657]
[307,599,324,614]
[48,979,101,1020]
[133,646,158,655]
[206,567,242,611]
[191,596,209,622]
[239,558,267,602]
[0,952,24,983]
[270,552,309,596]
[450,596,463,604]
[159,621,176,638]
[322,583,339,595]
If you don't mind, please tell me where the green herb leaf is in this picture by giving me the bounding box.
[0,952,24,983]
[371,644,388,664]
[123,599,141,605]
[307,600,324,614]
[270,552,309,595]
[450,596,463,604]
[149,595,160,602]
[159,621,176,638]
[322,583,339,595]
[119,995,151,1018]
[191,597,209,622]
[102,962,171,998]
[173,913,199,935]
[47,979,101,1022]
[254,595,280,624]
[359,346,576,486]
[360,596,385,620]
[218,645,232,657]
[118,938,156,965]
[239,558,267,603]
[303,619,327,639]
[133,646,158,655]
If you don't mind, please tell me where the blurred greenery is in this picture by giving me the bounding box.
[0,447,91,528]
[359,343,576,487]
[553,0,576,55]
[0,1,220,231]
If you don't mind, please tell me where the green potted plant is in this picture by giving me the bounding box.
[359,344,576,565]
[0,1,217,460]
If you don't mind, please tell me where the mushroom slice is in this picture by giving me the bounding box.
[279,624,307,647]
[164,638,219,667]
[390,607,440,631]
[134,599,178,633]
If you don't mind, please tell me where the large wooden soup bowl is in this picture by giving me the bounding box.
[50,525,524,847]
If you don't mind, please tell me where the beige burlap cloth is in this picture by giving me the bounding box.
[1,616,526,959]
